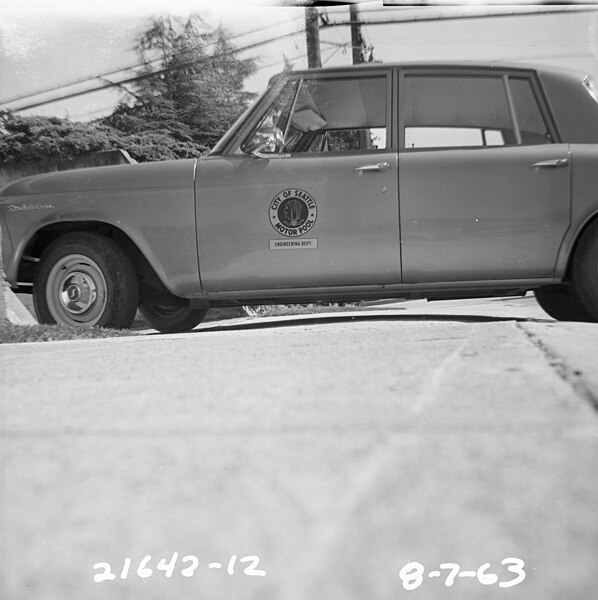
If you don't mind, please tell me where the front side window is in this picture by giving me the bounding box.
[242,76,387,155]
[402,73,552,149]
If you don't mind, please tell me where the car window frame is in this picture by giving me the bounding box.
[396,66,562,152]
[225,67,394,158]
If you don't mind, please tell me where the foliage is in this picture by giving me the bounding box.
[0,110,205,165]
[0,111,121,166]
[0,321,137,344]
[101,15,257,151]
[0,14,257,167]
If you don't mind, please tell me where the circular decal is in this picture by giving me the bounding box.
[269,189,318,237]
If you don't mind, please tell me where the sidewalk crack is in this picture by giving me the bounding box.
[516,322,598,413]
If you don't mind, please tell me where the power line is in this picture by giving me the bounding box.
[320,5,597,28]
[5,6,597,113]
[0,16,305,108]
[69,50,310,121]
[2,27,307,112]
[8,5,587,109]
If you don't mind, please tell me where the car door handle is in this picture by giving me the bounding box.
[532,158,569,168]
[354,162,391,173]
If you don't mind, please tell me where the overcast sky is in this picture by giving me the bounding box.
[1,1,597,121]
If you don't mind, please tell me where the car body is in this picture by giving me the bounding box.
[1,61,598,332]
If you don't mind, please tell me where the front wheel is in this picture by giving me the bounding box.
[139,304,207,333]
[33,232,139,329]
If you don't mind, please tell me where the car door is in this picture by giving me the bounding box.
[196,70,401,293]
[397,68,571,283]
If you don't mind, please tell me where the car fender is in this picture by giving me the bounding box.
[0,159,203,298]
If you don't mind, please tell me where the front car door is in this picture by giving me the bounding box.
[196,69,401,294]
[397,67,571,283]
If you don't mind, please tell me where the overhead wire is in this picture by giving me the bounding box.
[2,25,307,112]
[69,50,310,120]
[0,14,305,108]
[4,5,596,113]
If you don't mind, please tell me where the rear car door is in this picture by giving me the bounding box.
[397,68,571,282]
[195,69,401,293]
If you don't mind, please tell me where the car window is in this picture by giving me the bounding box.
[405,126,505,149]
[402,74,551,149]
[243,76,387,155]
[508,77,553,144]
[241,79,300,155]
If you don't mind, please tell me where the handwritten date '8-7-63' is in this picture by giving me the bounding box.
[399,558,526,590]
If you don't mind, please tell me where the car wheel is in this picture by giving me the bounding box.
[534,285,593,321]
[571,219,598,322]
[33,232,139,329]
[139,304,207,333]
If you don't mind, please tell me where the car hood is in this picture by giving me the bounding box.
[0,158,198,199]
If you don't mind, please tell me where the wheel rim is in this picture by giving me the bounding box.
[45,254,108,326]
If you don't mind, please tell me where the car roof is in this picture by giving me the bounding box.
[277,60,586,80]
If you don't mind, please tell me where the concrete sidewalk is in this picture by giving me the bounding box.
[2,305,597,600]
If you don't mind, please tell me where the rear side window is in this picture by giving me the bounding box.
[402,73,552,149]
[509,78,553,144]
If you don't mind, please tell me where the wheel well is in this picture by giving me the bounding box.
[18,222,173,302]
[563,212,598,281]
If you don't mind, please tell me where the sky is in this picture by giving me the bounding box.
[1,1,598,121]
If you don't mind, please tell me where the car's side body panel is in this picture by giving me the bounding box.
[398,144,571,282]
[0,159,202,297]
[555,144,598,275]
[195,152,401,294]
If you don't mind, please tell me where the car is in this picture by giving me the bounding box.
[1,61,598,332]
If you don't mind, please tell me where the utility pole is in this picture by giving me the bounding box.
[349,4,374,64]
[305,7,321,68]
[349,4,364,65]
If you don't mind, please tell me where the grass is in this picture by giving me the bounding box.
[0,303,366,344]
[0,321,136,344]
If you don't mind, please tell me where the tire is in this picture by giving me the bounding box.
[534,285,594,321]
[139,304,207,333]
[33,232,139,329]
[570,219,598,322]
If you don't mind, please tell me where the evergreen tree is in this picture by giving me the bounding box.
[101,15,257,152]
[0,14,257,168]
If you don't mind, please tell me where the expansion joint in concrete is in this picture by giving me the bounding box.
[515,322,598,413]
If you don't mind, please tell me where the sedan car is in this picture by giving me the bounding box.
[1,61,598,332]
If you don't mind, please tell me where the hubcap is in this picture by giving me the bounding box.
[61,273,97,314]
[46,255,108,326]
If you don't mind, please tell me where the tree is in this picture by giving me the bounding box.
[101,15,257,152]
[0,14,257,169]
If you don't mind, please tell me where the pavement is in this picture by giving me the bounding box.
[1,295,597,600]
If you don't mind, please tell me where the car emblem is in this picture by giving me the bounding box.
[269,189,317,237]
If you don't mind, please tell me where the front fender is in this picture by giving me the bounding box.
[0,159,202,297]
